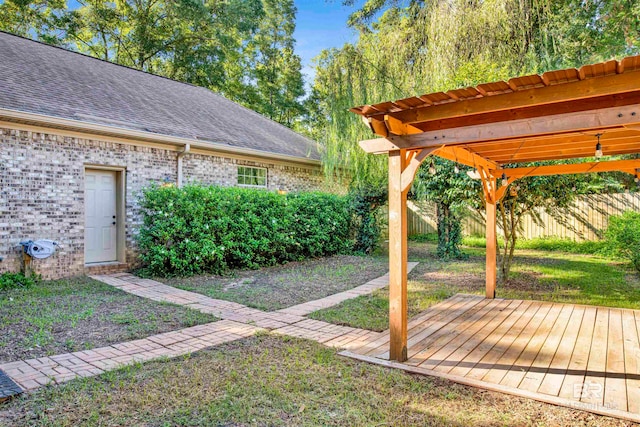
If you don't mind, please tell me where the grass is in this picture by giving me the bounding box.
[309,241,640,331]
[0,335,624,426]
[0,277,217,362]
[163,254,389,311]
[1,244,636,425]
[461,235,609,255]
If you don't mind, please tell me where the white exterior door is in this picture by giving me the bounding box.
[84,169,118,263]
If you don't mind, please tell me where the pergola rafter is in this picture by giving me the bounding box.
[351,55,640,362]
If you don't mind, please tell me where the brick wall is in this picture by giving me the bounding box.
[183,153,326,192]
[0,127,326,279]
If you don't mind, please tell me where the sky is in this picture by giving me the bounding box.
[64,0,362,87]
[293,1,360,87]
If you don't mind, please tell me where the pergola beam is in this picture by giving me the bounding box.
[359,104,640,153]
[461,129,640,155]
[385,114,423,136]
[434,146,499,170]
[491,148,640,164]
[498,159,640,179]
[386,71,640,125]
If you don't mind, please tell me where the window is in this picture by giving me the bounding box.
[237,166,267,187]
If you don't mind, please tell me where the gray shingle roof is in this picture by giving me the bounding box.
[0,31,320,161]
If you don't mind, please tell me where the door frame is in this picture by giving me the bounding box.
[83,165,126,264]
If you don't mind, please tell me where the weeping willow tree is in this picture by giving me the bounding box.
[312,0,639,258]
[312,0,552,186]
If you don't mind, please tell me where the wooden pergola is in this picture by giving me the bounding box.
[351,56,640,362]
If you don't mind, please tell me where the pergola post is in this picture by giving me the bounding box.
[485,175,497,299]
[388,149,408,362]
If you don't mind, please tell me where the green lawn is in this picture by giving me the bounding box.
[0,335,623,427]
[0,277,216,362]
[1,243,635,426]
[309,242,640,331]
[163,255,389,311]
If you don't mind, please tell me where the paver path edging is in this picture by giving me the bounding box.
[0,263,417,395]
[1,320,261,391]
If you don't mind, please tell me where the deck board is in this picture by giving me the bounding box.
[405,298,498,365]
[377,295,486,360]
[482,302,554,385]
[582,307,609,406]
[435,299,524,374]
[340,294,640,423]
[627,311,640,414]
[499,303,566,388]
[359,294,477,357]
[447,300,533,377]
[605,309,627,411]
[558,305,597,400]
[537,305,585,396]
[464,301,543,381]
[424,299,519,372]
[518,304,574,392]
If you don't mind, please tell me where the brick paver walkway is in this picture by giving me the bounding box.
[92,273,305,329]
[276,262,418,316]
[1,320,260,391]
[0,263,417,395]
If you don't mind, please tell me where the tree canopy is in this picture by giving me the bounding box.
[311,0,640,264]
[0,0,307,128]
[312,0,640,184]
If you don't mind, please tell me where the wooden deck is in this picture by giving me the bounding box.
[340,294,640,423]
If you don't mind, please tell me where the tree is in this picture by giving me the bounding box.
[313,0,640,267]
[250,0,306,128]
[0,0,69,45]
[412,159,480,259]
[495,171,580,280]
[312,0,555,258]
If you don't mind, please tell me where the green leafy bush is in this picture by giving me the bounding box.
[348,184,387,254]
[137,185,355,276]
[0,272,38,291]
[606,210,640,271]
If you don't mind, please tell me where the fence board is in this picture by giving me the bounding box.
[405,193,640,241]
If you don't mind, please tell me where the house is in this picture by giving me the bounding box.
[0,31,325,279]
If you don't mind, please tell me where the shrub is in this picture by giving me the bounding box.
[0,272,38,291]
[348,185,387,254]
[137,185,355,276]
[605,210,640,272]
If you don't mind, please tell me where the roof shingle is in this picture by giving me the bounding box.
[0,31,320,161]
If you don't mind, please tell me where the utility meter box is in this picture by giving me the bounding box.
[19,240,59,259]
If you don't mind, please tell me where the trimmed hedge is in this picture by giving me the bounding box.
[137,185,355,276]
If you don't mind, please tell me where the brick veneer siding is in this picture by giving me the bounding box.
[183,153,326,192]
[0,127,326,279]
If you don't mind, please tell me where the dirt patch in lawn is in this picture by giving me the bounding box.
[0,335,627,426]
[163,254,389,311]
[0,277,216,363]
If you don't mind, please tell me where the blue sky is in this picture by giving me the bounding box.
[293,1,360,86]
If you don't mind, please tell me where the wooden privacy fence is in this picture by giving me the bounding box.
[405,192,640,241]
